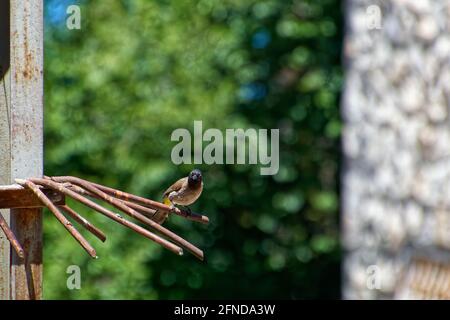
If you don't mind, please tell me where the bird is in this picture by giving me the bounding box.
[152,169,203,224]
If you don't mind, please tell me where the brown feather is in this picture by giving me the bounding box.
[163,177,188,198]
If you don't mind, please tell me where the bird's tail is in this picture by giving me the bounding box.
[152,197,171,224]
[152,210,168,224]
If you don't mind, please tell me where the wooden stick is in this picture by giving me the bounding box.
[59,205,106,242]
[121,200,157,219]
[0,213,25,259]
[53,177,209,224]
[68,183,156,220]
[95,183,209,224]
[52,177,204,261]
[29,178,183,256]
[16,179,97,259]
[66,184,158,221]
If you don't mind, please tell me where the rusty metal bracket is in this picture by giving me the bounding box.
[0,184,65,209]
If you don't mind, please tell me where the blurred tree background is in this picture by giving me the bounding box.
[43,0,342,299]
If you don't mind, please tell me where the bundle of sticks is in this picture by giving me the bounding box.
[0,176,209,261]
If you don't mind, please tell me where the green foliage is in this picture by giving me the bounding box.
[44,0,342,299]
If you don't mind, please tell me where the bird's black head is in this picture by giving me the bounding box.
[188,169,202,186]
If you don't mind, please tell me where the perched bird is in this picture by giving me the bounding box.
[152,169,203,224]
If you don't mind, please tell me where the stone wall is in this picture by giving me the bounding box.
[342,0,450,299]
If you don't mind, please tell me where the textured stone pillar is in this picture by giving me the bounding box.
[342,0,450,299]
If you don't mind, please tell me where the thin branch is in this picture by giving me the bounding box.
[59,205,106,242]
[0,212,24,259]
[54,177,209,224]
[16,179,97,259]
[29,178,183,256]
[69,184,158,219]
[52,177,204,261]
[120,200,157,219]
[65,184,158,221]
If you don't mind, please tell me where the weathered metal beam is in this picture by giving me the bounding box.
[0,187,65,209]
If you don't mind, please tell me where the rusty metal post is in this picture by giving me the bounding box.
[0,0,43,299]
